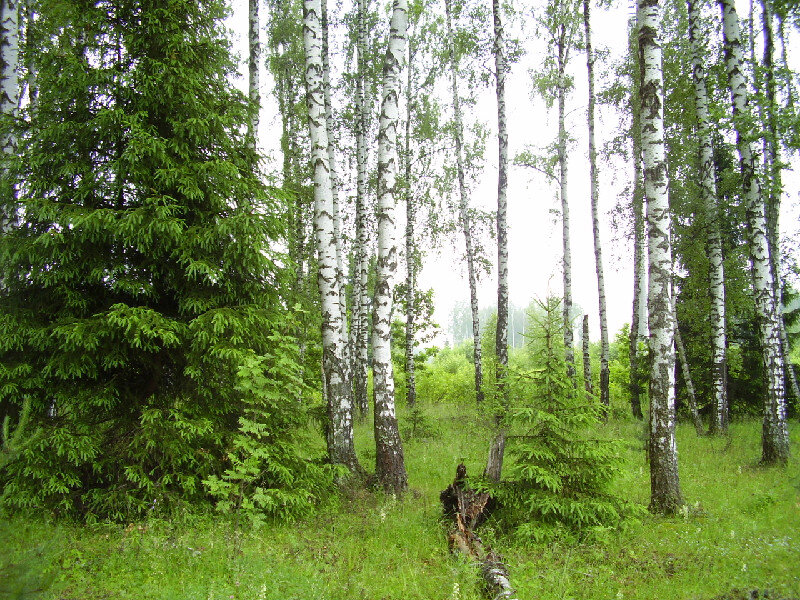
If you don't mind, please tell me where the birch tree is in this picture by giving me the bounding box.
[673,299,704,435]
[321,0,349,364]
[629,84,647,422]
[485,0,509,483]
[0,0,17,133]
[555,4,579,380]
[688,0,728,433]
[303,0,361,473]
[1,0,19,234]
[530,0,581,380]
[582,314,592,397]
[352,0,372,418]
[248,0,260,147]
[719,0,789,464]
[758,0,800,404]
[638,0,683,514]
[401,0,440,408]
[403,59,417,407]
[268,0,312,288]
[444,0,484,404]
[583,0,610,411]
[373,0,408,493]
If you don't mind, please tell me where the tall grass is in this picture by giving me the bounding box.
[1,403,798,600]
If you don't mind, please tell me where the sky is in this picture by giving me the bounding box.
[227,0,800,346]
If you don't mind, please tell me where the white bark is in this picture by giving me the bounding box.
[630,98,646,421]
[320,0,348,349]
[638,0,683,514]
[303,0,360,473]
[759,0,800,404]
[1,0,19,234]
[557,23,575,380]
[0,0,18,126]
[247,0,260,147]
[485,0,509,484]
[373,0,408,493]
[404,35,416,407]
[719,0,788,464]
[353,0,370,418]
[444,0,484,404]
[582,314,592,397]
[583,0,610,411]
[493,0,509,380]
[320,0,353,404]
[688,0,728,433]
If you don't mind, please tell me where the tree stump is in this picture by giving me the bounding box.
[440,464,517,600]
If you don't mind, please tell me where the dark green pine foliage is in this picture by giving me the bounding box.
[0,0,326,521]
[499,297,635,543]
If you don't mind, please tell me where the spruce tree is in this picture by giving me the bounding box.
[501,298,629,543]
[0,0,311,519]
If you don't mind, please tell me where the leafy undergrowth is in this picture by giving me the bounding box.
[1,404,798,600]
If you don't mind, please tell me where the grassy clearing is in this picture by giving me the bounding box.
[1,403,798,600]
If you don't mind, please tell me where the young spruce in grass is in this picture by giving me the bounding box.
[498,297,638,543]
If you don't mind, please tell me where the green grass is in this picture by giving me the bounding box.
[2,404,799,600]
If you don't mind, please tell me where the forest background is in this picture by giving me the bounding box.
[1,0,800,597]
[227,0,800,347]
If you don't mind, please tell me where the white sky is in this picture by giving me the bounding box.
[228,0,800,346]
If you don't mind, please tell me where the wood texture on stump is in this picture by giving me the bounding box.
[440,464,517,600]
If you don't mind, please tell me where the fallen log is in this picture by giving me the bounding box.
[440,464,518,600]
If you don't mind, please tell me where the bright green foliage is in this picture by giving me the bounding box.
[415,342,475,405]
[499,298,635,543]
[0,0,319,521]
[203,347,334,527]
[606,323,649,420]
[480,311,499,404]
[390,312,438,398]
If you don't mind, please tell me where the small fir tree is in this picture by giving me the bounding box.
[499,297,633,543]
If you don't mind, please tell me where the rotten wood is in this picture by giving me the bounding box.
[440,464,518,600]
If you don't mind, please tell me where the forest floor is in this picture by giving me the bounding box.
[1,402,799,600]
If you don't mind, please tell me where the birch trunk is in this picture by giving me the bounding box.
[1,0,19,233]
[353,0,370,418]
[773,15,800,404]
[629,98,646,422]
[760,0,800,404]
[638,0,683,514]
[303,0,361,474]
[22,0,34,106]
[582,315,593,397]
[485,0,509,483]
[444,0,484,404]
[719,0,789,464]
[247,0,260,147]
[583,0,610,411]
[373,0,408,493]
[672,300,703,435]
[688,0,728,433]
[321,0,349,358]
[557,24,575,381]
[404,36,416,408]
[0,0,18,127]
